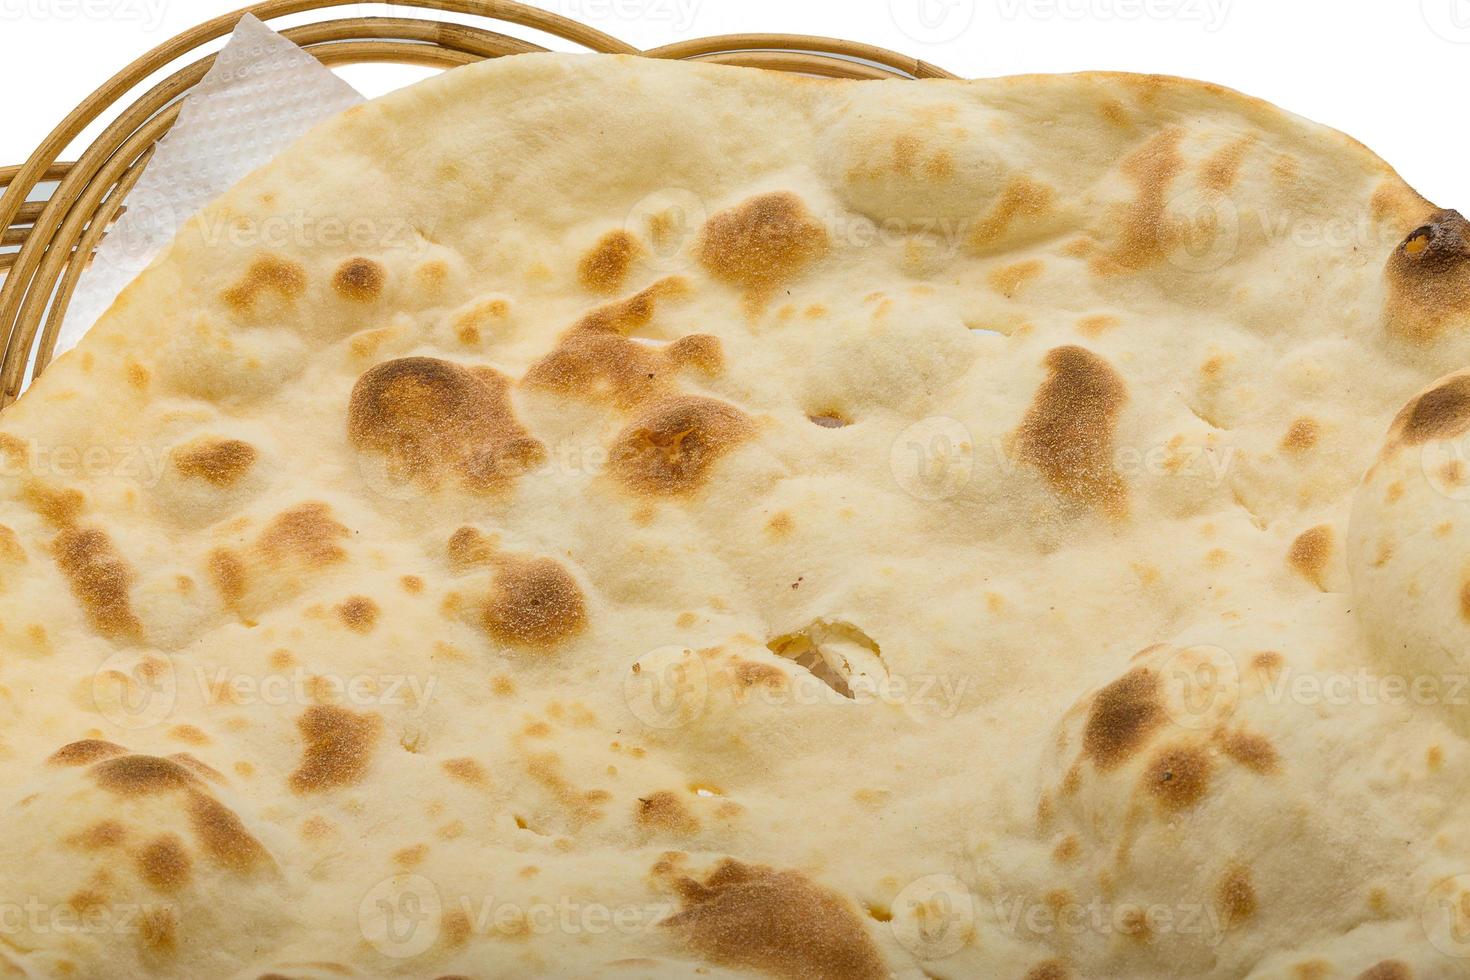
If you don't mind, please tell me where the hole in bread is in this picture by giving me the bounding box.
[808,411,851,429]
[767,620,886,700]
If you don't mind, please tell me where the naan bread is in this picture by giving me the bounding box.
[0,53,1468,979]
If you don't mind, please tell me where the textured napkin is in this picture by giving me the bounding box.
[56,14,365,355]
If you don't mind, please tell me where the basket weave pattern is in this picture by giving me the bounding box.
[0,0,951,405]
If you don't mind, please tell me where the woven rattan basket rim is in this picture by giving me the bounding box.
[0,1,952,404]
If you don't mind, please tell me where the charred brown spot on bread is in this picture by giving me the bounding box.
[662,859,886,980]
[1217,730,1280,774]
[1093,127,1185,274]
[187,792,272,873]
[1015,346,1129,517]
[335,595,379,634]
[52,526,142,640]
[695,192,829,305]
[138,905,178,953]
[1391,375,1470,449]
[968,176,1055,253]
[289,705,382,794]
[349,357,546,492]
[258,502,350,568]
[637,790,701,836]
[67,820,128,850]
[49,739,127,766]
[1023,961,1071,980]
[1385,209,1470,342]
[1356,963,1412,980]
[1217,863,1257,927]
[483,556,588,649]
[1287,525,1333,590]
[332,257,386,302]
[988,259,1045,299]
[24,480,84,527]
[91,755,200,796]
[1199,134,1256,192]
[443,757,487,785]
[173,438,258,487]
[222,255,307,312]
[136,834,192,892]
[523,279,720,409]
[208,547,247,606]
[1143,744,1213,811]
[447,525,498,568]
[610,395,753,496]
[1280,417,1320,454]
[1083,667,1163,770]
[579,229,643,293]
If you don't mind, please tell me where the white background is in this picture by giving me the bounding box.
[0,0,1466,205]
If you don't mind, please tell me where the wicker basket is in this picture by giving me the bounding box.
[0,0,952,406]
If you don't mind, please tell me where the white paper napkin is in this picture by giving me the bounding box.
[56,14,365,355]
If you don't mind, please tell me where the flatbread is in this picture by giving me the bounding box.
[0,52,1467,979]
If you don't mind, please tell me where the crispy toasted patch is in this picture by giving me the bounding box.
[1217,863,1257,928]
[1143,744,1213,811]
[1094,128,1185,274]
[1280,417,1320,454]
[50,739,127,766]
[1200,134,1256,191]
[1023,961,1071,980]
[258,502,350,568]
[208,547,247,606]
[91,755,199,796]
[1356,963,1411,980]
[610,395,753,496]
[483,556,588,649]
[968,176,1055,252]
[1385,209,1470,343]
[173,438,258,487]
[1287,525,1333,590]
[24,480,84,527]
[1390,374,1470,449]
[663,859,886,980]
[289,705,382,794]
[988,259,1045,299]
[1015,346,1129,517]
[187,792,271,873]
[67,820,128,850]
[335,595,379,634]
[1218,730,1279,774]
[223,255,307,312]
[695,192,828,305]
[1083,667,1163,770]
[637,791,701,836]
[349,357,545,492]
[333,257,386,302]
[579,229,643,293]
[52,527,142,640]
[522,279,720,409]
[136,834,192,893]
[443,757,488,785]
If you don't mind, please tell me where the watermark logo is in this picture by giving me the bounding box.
[360,874,442,959]
[996,0,1230,31]
[891,875,974,959]
[1423,0,1470,43]
[890,417,975,501]
[1156,644,1240,730]
[1420,433,1470,502]
[93,652,177,731]
[0,0,169,30]
[624,646,709,729]
[1422,873,1470,958]
[625,187,708,276]
[994,891,1225,945]
[890,0,977,44]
